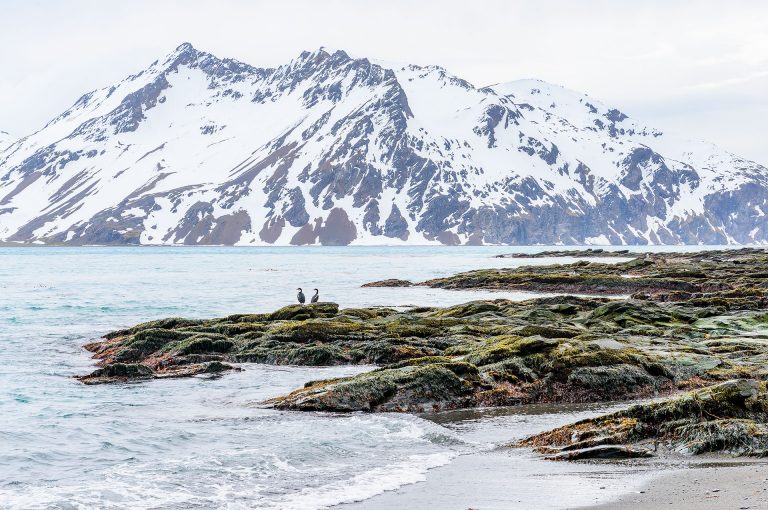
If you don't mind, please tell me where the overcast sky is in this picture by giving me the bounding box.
[1,0,767,163]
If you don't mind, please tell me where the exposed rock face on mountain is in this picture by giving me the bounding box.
[0,131,15,152]
[1,43,766,245]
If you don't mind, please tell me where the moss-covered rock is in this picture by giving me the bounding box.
[77,249,768,418]
[79,292,768,412]
[566,364,658,397]
[267,303,340,321]
[361,279,413,288]
[114,328,196,362]
[77,362,153,383]
[75,360,239,384]
[464,336,559,366]
[269,363,477,412]
[408,248,768,310]
[516,379,768,458]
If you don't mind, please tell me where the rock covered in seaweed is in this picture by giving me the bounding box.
[269,357,479,412]
[361,279,413,288]
[515,379,768,458]
[76,363,154,384]
[76,359,240,385]
[495,249,633,259]
[76,247,768,417]
[265,298,768,412]
[546,445,654,460]
[77,293,768,413]
[369,248,768,309]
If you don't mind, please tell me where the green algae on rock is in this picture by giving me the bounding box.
[495,249,633,259]
[360,279,413,288]
[78,294,768,415]
[77,360,239,385]
[269,360,478,412]
[78,248,768,423]
[515,379,768,458]
[265,283,768,411]
[365,248,768,309]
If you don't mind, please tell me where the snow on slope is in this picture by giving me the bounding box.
[0,131,15,152]
[0,43,766,246]
[494,79,761,204]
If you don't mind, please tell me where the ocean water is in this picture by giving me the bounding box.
[0,245,730,509]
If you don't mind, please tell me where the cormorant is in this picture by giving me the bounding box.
[297,288,305,305]
[311,289,319,303]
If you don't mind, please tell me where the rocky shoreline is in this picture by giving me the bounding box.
[77,248,768,460]
[365,248,768,305]
[494,248,634,258]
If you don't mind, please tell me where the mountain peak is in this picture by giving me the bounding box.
[165,41,199,59]
[296,47,351,65]
[157,41,209,70]
[172,42,199,57]
[152,42,264,82]
[317,46,349,59]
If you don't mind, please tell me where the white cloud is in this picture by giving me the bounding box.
[0,0,766,163]
[687,71,768,91]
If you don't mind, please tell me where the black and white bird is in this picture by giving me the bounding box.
[297,288,305,305]
[311,289,319,303]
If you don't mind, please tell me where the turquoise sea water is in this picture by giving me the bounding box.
[0,246,732,509]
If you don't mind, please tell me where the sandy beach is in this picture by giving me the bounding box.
[585,461,768,510]
[343,448,655,510]
[344,451,768,510]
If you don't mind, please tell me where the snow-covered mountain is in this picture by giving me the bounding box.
[1,43,766,245]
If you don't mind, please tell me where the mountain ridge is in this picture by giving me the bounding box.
[1,42,766,246]
[0,131,15,152]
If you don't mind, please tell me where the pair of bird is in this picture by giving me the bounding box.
[296,288,319,304]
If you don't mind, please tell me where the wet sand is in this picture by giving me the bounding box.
[343,451,768,510]
[343,402,658,509]
[585,461,768,510]
[343,448,658,510]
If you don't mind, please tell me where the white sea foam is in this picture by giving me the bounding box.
[267,452,457,510]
